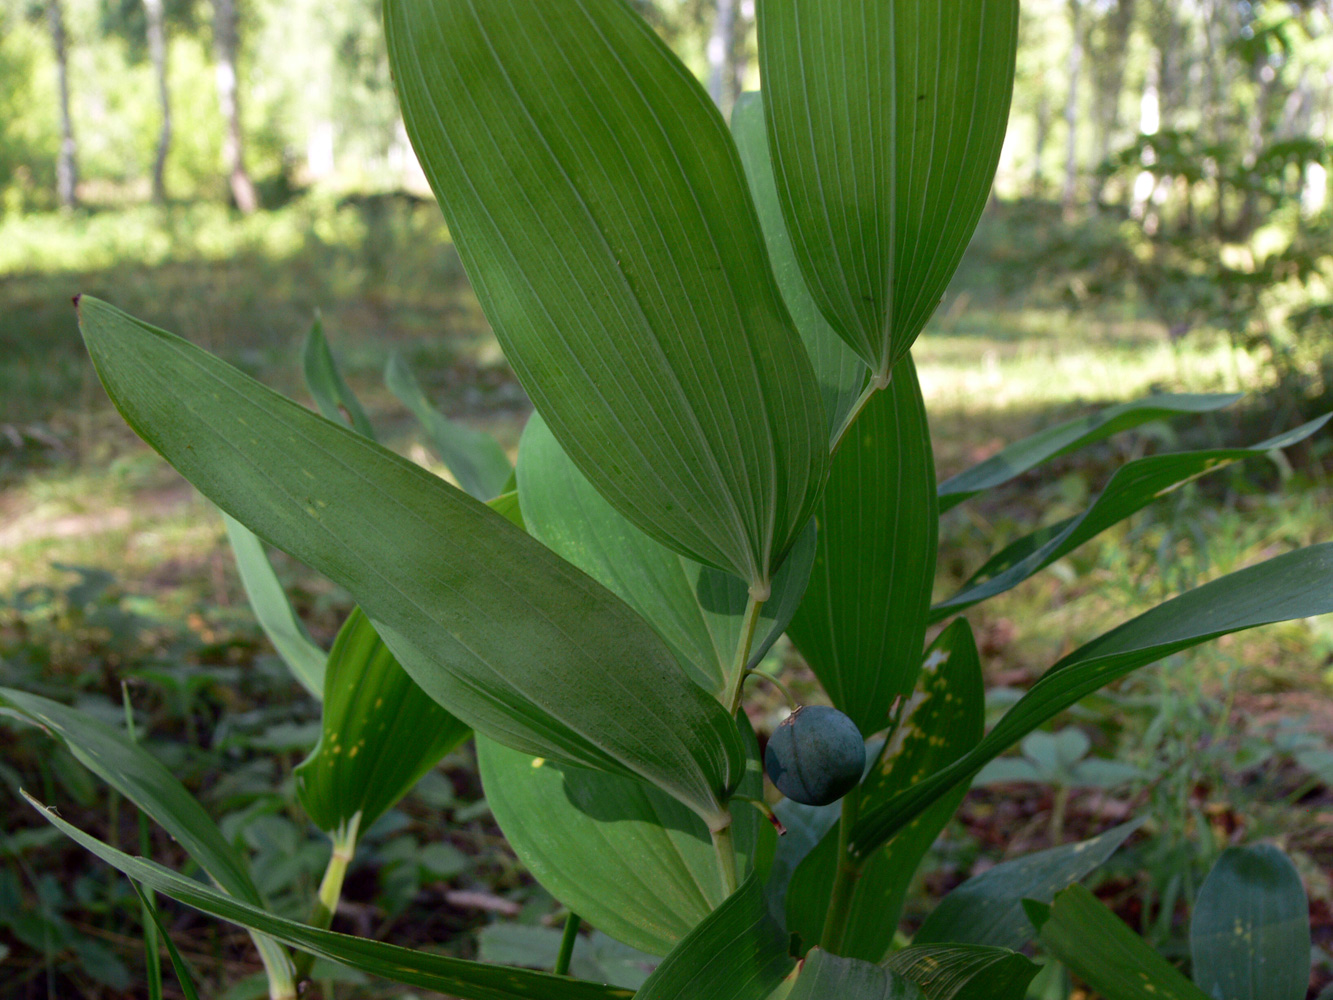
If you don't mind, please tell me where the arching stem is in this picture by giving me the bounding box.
[743,668,801,713]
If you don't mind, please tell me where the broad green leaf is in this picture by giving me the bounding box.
[1190,845,1310,1000]
[1027,885,1209,1000]
[757,0,1019,374]
[787,356,937,736]
[764,797,841,928]
[787,951,920,1000]
[914,820,1142,950]
[295,607,471,836]
[0,691,296,990]
[476,717,769,957]
[302,316,376,439]
[883,945,1038,1000]
[932,416,1331,619]
[786,620,983,960]
[731,92,869,441]
[386,0,828,590]
[24,796,632,1000]
[77,296,745,825]
[518,412,815,695]
[937,393,1243,512]
[634,874,792,1000]
[221,511,326,699]
[850,543,1333,859]
[385,351,512,501]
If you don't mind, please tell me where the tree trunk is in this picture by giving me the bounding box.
[212,0,258,213]
[707,0,736,114]
[1091,0,1136,203]
[732,0,753,103]
[144,0,171,202]
[1061,0,1084,218]
[1033,80,1051,198]
[48,0,78,209]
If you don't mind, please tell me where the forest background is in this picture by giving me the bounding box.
[2,0,1333,997]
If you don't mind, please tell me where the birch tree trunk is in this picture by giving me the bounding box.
[1090,0,1136,203]
[212,0,258,213]
[144,0,171,202]
[48,0,78,209]
[707,0,736,114]
[1061,0,1084,218]
[1033,81,1051,197]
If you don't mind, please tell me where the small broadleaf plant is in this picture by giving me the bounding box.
[4,1,1327,997]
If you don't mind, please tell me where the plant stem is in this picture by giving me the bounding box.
[255,935,298,1000]
[829,367,891,457]
[710,821,740,897]
[723,592,766,717]
[554,912,581,976]
[712,590,768,900]
[742,668,800,712]
[819,786,864,955]
[293,817,360,982]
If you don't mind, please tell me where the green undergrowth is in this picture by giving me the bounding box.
[1,198,1331,995]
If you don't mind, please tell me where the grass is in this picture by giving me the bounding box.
[1,194,1331,996]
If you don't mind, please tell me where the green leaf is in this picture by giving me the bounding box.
[1027,885,1209,1000]
[23,795,632,1000]
[634,874,793,1000]
[914,820,1142,951]
[487,489,525,529]
[385,351,512,501]
[786,620,983,961]
[884,945,1039,1000]
[937,393,1243,512]
[302,316,376,439]
[787,356,937,736]
[1190,845,1311,1000]
[220,511,326,699]
[295,607,471,836]
[764,798,842,930]
[518,412,815,696]
[850,543,1333,860]
[933,416,1331,618]
[787,951,920,999]
[757,0,1019,374]
[730,91,869,442]
[76,296,745,825]
[476,716,769,957]
[386,0,828,590]
[0,690,296,990]
[0,689,260,902]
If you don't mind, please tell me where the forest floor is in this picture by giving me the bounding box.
[0,194,1330,998]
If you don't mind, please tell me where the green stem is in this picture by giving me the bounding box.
[123,683,163,995]
[710,821,739,897]
[255,935,298,1000]
[830,367,891,457]
[293,817,361,982]
[711,590,769,900]
[742,668,800,712]
[554,912,582,976]
[819,786,864,955]
[723,592,766,717]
